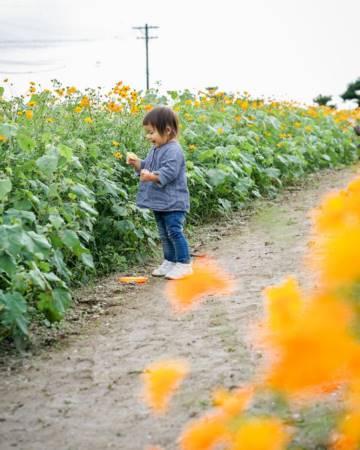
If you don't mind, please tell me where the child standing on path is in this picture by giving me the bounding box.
[127,106,192,280]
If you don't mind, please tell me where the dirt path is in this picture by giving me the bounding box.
[1,166,359,450]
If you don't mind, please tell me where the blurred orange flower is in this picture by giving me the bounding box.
[262,289,358,395]
[165,258,234,313]
[263,276,303,340]
[229,417,290,450]
[318,224,360,288]
[179,413,229,450]
[212,385,254,418]
[142,359,189,414]
[331,412,360,450]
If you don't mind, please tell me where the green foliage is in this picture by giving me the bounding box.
[341,77,360,106]
[313,94,335,108]
[0,83,358,346]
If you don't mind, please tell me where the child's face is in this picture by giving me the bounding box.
[144,124,171,147]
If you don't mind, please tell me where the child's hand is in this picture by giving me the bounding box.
[140,169,158,182]
[126,152,141,171]
[126,151,140,166]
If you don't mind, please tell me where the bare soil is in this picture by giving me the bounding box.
[0,165,358,450]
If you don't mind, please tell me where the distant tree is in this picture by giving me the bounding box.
[341,77,360,107]
[313,94,336,108]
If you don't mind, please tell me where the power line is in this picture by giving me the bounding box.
[133,23,159,90]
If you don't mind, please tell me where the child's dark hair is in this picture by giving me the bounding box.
[143,106,179,138]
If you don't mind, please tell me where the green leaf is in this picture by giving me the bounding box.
[13,197,33,211]
[60,229,82,254]
[80,252,94,269]
[218,198,232,212]
[28,268,47,290]
[0,178,12,201]
[5,209,36,223]
[0,224,27,255]
[79,200,98,216]
[49,214,64,230]
[37,292,61,322]
[74,138,86,150]
[276,154,288,164]
[17,133,35,152]
[37,288,71,322]
[58,144,73,161]
[100,180,121,197]
[263,167,281,179]
[27,231,52,252]
[0,123,17,138]
[321,154,332,162]
[52,288,71,313]
[51,249,71,280]
[0,291,28,335]
[0,253,17,277]
[111,205,128,217]
[71,184,94,199]
[207,168,227,187]
[43,272,62,283]
[36,153,59,177]
[198,149,216,162]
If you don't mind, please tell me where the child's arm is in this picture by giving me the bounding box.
[152,147,183,187]
[139,169,159,182]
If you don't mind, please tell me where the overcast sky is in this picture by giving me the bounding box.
[0,0,359,105]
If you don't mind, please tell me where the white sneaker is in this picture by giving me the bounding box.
[152,260,175,277]
[165,262,193,280]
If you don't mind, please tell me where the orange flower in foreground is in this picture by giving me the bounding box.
[212,386,254,418]
[331,412,360,450]
[165,258,234,313]
[309,176,360,287]
[179,413,229,450]
[142,359,189,414]
[229,417,290,450]
[263,276,303,340]
[263,291,358,395]
[312,179,360,235]
[318,224,360,288]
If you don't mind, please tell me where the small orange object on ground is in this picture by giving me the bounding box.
[118,276,148,284]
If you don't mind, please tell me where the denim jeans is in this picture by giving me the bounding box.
[153,211,190,264]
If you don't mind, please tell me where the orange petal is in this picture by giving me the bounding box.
[179,412,230,450]
[165,258,234,313]
[142,359,189,414]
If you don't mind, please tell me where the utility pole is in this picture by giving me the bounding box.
[133,23,159,90]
